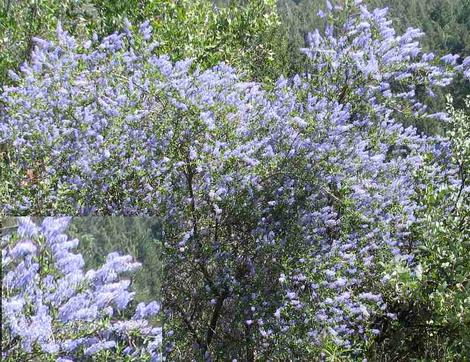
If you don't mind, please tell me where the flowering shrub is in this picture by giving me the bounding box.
[1,0,470,360]
[1,217,161,361]
[415,95,470,358]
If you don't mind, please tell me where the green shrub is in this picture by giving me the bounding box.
[370,96,470,360]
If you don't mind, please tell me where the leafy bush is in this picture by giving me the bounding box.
[370,95,470,360]
[415,95,470,358]
[143,0,288,82]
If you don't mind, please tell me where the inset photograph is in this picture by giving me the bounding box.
[1,216,162,361]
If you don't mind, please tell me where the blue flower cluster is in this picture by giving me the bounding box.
[1,217,161,361]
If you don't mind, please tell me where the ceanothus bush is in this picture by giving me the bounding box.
[1,217,161,361]
[1,0,469,359]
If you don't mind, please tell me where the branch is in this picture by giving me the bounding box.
[205,288,229,348]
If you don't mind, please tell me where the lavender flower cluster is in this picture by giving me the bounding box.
[1,0,469,359]
[1,217,161,361]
